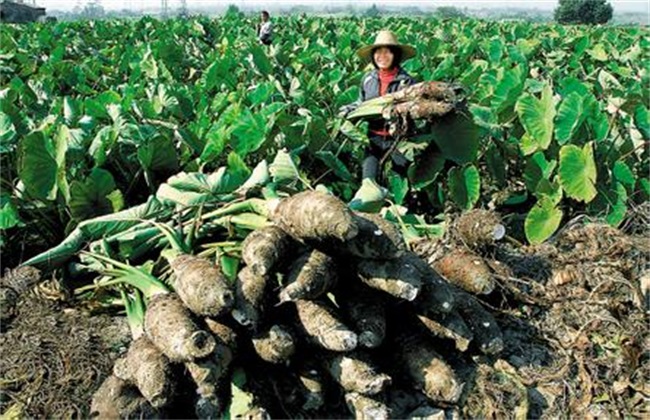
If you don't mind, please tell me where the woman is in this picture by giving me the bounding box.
[340,30,417,182]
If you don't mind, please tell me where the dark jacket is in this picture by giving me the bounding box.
[340,67,416,133]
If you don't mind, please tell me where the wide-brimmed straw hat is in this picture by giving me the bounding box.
[356,30,416,63]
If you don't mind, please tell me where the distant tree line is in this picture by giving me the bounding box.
[554,0,613,24]
[52,0,624,25]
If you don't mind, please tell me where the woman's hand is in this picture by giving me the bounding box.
[337,104,357,118]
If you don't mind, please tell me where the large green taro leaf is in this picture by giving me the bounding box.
[515,84,555,155]
[558,143,597,203]
[525,196,563,244]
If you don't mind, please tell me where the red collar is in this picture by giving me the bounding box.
[378,67,399,97]
[378,67,399,78]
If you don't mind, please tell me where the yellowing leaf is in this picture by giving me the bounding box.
[587,44,608,61]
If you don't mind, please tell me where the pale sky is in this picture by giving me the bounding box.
[28,0,650,13]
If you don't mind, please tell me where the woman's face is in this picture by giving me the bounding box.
[373,47,395,70]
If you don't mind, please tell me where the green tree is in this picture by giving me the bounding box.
[225,4,244,19]
[554,0,613,24]
[364,4,381,18]
[435,6,467,19]
[81,0,105,18]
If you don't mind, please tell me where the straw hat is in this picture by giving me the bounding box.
[356,30,416,63]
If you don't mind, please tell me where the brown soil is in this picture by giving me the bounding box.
[461,218,650,419]
[0,297,130,419]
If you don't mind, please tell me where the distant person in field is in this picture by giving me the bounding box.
[340,30,416,182]
[257,10,273,45]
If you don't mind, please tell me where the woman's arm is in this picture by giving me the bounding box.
[407,74,417,86]
[409,75,418,86]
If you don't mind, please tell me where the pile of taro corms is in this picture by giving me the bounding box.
[83,189,507,419]
[3,189,648,418]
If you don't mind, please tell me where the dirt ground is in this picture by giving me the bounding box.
[461,208,650,419]
[0,298,130,419]
[0,206,648,419]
